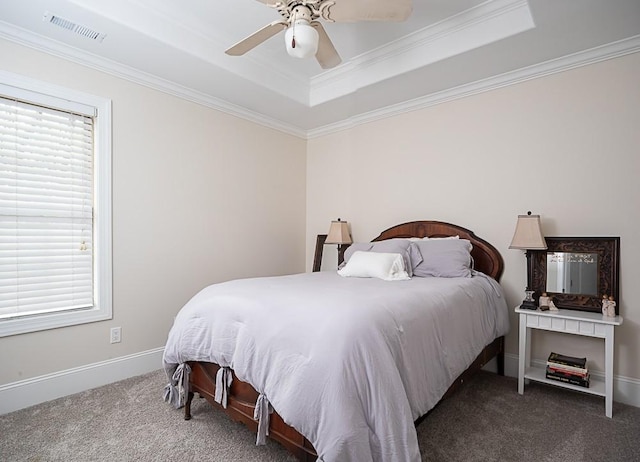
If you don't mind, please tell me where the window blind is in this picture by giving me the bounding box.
[0,96,94,319]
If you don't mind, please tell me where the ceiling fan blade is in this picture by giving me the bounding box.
[322,0,412,22]
[311,22,341,69]
[225,21,287,56]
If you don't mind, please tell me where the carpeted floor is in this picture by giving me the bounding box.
[419,372,640,462]
[1,369,638,461]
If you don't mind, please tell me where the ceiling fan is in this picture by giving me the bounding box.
[225,0,413,69]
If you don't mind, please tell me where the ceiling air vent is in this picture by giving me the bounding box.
[43,12,106,42]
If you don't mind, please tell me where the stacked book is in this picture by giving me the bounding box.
[546,352,590,388]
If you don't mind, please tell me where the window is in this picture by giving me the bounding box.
[0,71,112,336]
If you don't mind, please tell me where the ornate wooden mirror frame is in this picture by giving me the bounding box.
[312,234,327,272]
[530,237,620,314]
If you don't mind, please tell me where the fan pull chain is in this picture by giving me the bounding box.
[291,21,296,48]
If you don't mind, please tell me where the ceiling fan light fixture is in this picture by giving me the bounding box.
[285,22,318,59]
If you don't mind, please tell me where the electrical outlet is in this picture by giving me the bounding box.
[110,327,121,344]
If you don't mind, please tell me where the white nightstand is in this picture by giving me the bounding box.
[516,307,623,418]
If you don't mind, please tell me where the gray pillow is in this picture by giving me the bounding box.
[342,242,373,263]
[411,239,473,278]
[342,239,423,277]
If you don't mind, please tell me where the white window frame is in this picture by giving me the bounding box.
[0,70,112,337]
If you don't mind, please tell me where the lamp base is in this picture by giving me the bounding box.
[520,299,538,310]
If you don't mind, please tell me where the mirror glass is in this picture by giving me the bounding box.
[546,252,598,296]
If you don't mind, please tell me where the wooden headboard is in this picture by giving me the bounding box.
[372,221,504,281]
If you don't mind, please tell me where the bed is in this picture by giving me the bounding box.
[163,220,508,461]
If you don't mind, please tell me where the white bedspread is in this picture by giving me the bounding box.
[163,271,509,462]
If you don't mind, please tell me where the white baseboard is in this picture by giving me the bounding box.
[0,347,164,415]
[502,353,640,409]
[2,348,637,416]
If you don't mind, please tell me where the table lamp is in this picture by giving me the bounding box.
[325,218,352,266]
[509,211,547,310]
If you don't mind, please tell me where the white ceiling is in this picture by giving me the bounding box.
[1,0,639,137]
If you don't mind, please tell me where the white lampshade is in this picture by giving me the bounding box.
[509,212,547,250]
[285,22,318,59]
[325,219,352,245]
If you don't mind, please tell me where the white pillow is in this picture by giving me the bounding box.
[341,239,422,277]
[337,251,410,281]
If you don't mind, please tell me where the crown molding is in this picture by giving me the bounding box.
[307,35,640,139]
[70,0,312,105]
[0,20,307,139]
[309,0,534,106]
[1,18,638,141]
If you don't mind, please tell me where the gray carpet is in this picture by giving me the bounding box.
[1,369,638,461]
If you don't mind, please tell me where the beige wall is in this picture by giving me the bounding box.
[1,38,638,392]
[0,39,307,384]
[307,53,640,380]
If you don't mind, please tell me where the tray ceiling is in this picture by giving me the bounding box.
[0,0,639,137]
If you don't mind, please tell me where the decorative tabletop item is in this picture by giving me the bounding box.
[602,294,610,316]
[606,296,617,317]
[539,292,551,311]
